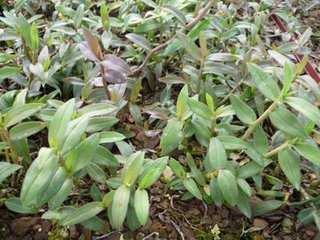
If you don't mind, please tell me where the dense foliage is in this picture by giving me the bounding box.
[1,0,320,238]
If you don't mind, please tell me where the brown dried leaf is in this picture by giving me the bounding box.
[101,54,132,75]
[83,29,103,61]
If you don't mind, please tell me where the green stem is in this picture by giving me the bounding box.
[264,141,290,158]
[242,100,278,140]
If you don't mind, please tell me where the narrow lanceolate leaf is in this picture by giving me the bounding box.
[247,63,280,100]
[139,157,168,189]
[48,98,75,150]
[65,134,99,173]
[4,103,44,128]
[278,149,301,190]
[230,95,256,124]
[99,131,126,143]
[294,141,320,166]
[0,66,20,83]
[282,62,295,95]
[176,32,202,61]
[9,121,46,140]
[187,154,206,186]
[176,85,190,121]
[188,98,212,120]
[286,97,320,127]
[13,88,27,107]
[111,185,130,230]
[183,178,202,200]
[61,202,104,226]
[253,200,283,216]
[207,137,227,171]
[48,178,73,209]
[126,33,151,51]
[0,162,21,184]
[163,5,186,25]
[62,116,89,154]
[134,189,149,225]
[237,179,252,197]
[169,159,186,179]
[160,118,183,155]
[217,170,239,206]
[270,107,308,139]
[218,135,246,150]
[123,151,145,186]
[20,148,59,207]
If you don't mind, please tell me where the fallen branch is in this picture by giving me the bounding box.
[130,0,215,75]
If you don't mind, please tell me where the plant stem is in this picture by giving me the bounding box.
[241,100,278,140]
[264,140,290,158]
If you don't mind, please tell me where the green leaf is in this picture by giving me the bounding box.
[78,103,116,117]
[278,149,301,190]
[48,178,73,209]
[160,118,183,155]
[20,148,59,207]
[186,153,206,186]
[65,134,99,173]
[61,202,104,226]
[286,97,320,126]
[188,98,212,120]
[169,159,186,179]
[111,185,130,230]
[0,66,20,83]
[126,33,151,51]
[206,137,227,171]
[40,167,68,205]
[247,63,280,100]
[4,103,44,128]
[163,5,186,25]
[230,95,256,124]
[176,85,190,121]
[100,3,110,30]
[30,23,39,52]
[13,89,27,107]
[99,131,126,143]
[139,157,168,189]
[102,191,114,208]
[87,163,107,183]
[48,98,75,150]
[237,191,252,218]
[62,116,89,154]
[176,32,202,61]
[5,197,38,214]
[9,121,46,140]
[0,162,21,184]
[238,162,262,179]
[87,116,118,133]
[282,62,295,95]
[253,200,282,216]
[93,145,119,168]
[217,170,239,206]
[237,179,252,197]
[123,151,145,186]
[183,178,202,200]
[270,107,308,139]
[218,135,246,150]
[294,141,320,166]
[253,125,268,154]
[209,178,223,206]
[134,189,149,225]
